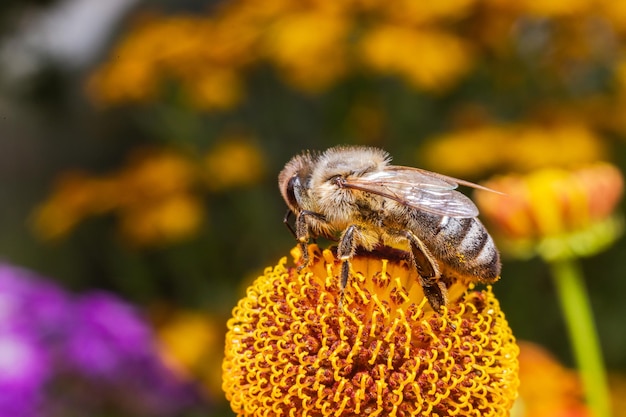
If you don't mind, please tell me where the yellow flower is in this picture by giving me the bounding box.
[598,0,626,34]
[420,125,507,178]
[87,58,160,105]
[360,25,473,92]
[514,342,591,417]
[32,147,205,247]
[118,193,203,247]
[484,0,592,17]
[263,11,349,93]
[87,15,248,110]
[518,0,592,17]
[86,14,176,106]
[112,148,203,245]
[380,0,478,24]
[157,311,226,398]
[223,245,519,417]
[475,163,624,260]
[115,148,197,204]
[420,123,606,178]
[31,172,118,240]
[186,68,243,111]
[203,137,266,192]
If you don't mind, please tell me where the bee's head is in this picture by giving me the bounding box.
[278,152,316,213]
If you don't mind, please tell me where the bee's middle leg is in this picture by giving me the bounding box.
[402,230,448,311]
[337,224,365,295]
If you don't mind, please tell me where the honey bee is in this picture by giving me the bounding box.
[278,145,501,311]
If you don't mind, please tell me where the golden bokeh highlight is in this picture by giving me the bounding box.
[32,141,266,247]
[203,137,266,192]
[420,123,606,178]
[263,11,349,92]
[157,311,226,398]
[223,245,519,417]
[86,0,490,107]
[31,172,118,240]
[359,26,473,91]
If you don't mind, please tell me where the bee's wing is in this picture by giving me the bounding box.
[342,166,495,218]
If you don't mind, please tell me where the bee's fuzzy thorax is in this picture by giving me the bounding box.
[304,147,384,225]
[314,146,390,178]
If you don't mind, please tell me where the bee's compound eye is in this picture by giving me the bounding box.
[285,176,301,208]
[330,175,345,187]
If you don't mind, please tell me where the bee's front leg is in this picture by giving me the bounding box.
[294,210,326,270]
[403,231,447,311]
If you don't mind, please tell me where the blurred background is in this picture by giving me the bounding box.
[1,0,625,416]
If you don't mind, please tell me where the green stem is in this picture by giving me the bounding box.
[548,258,611,417]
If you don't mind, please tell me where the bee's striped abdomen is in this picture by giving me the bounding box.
[421,214,501,283]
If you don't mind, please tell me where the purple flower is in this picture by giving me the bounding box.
[0,333,48,417]
[65,291,154,378]
[0,264,69,337]
[62,291,202,415]
[0,263,205,416]
[0,264,64,417]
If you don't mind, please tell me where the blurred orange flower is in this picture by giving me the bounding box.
[187,69,243,111]
[359,25,473,91]
[32,148,203,247]
[87,15,248,110]
[421,123,606,178]
[118,193,204,247]
[378,0,478,24]
[33,136,265,246]
[115,149,197,206]
[31,172,118,240]
[515,341,591,417]
[203,137,266,192]
[85,0,626,115]
[490,0,593,17]
[263,11,349,92]
[475,163,623,260]
[86,0,505,108]
[598,0,626,34]
[33,139,267,247]
[157,311,226,398]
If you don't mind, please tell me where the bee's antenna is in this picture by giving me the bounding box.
[283,210,297,238]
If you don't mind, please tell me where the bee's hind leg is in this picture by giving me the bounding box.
[421,282,448,311]
[402,231,448,311]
